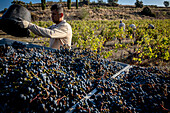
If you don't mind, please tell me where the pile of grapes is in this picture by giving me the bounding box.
[0,42,124,112]
[74,66,170,113]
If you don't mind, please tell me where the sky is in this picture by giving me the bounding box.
[0,0,168,11]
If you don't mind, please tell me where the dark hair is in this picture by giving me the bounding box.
[51,4,63,14]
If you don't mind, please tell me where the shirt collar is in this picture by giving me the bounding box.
[56,20,66,27]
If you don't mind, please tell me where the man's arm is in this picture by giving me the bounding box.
[28,23,68,38]
[19,20,68,38]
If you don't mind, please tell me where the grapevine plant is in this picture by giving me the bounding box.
[30,19,170,64]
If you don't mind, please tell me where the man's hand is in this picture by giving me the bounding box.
[18,20,30,28]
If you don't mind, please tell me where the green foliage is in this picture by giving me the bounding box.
[81,0,89,5]
[31,12,39,21]
[41,0,46,10]
[67,0,71,9]
[108,0,119,6]
[11,0,26,6]
[98,0,103,4]
[135,0,143,8]
[111,0,118,3]
[31,19,170,62]
[164,1,169,7]
[29,1,32,6]
[76,8,89,20]
[0,8,7,13]
[141,6,156,17]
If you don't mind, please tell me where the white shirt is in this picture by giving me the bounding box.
[28,20,72,49]
[129,24,136,30]
[148,24,154,29]
[119,22,125,31]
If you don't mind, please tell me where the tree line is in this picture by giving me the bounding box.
[11,0,169,10]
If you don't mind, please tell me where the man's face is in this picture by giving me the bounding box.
[51,9,60,24]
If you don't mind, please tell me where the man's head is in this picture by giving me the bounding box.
[51,4,64,24]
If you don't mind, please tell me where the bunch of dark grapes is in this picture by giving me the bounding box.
[74,66,170,113]
[0,43,124,112]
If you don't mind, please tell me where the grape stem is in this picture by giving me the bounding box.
[53,84,61,90]
[160,104,169,112]
[30,94,40,103]
[57,95,66,105]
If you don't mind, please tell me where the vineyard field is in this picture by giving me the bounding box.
[31,19,170,73]
[0,18,169,112]
[0,19,169,72]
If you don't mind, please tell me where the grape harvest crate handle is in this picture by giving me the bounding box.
[111,65,132,78]
[66,64,132,113]
[65,88,98,113]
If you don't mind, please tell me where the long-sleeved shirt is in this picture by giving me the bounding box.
[129,24,136,30]
[148,24,154,29]
[28,20,72,49]
[119,22,125,31]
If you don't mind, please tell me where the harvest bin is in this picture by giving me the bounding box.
[0,38,169,113]
[0,38,130,112]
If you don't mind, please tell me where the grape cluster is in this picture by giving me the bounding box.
[0,42,124,112]
[74,66,170,113]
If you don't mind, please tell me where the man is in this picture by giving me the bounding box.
[129,24,136,30]
[119,20,125,31]
[129,24,136,43]
[118,20,125,43]
[148,24,154,29]
[19,4,72,49]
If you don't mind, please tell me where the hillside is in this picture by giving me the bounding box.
[0,2,169,21]
[25,3,170,21]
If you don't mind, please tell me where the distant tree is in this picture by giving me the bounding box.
[135,0,143,8]
[11,0,26,6]
[59,0,62,2]
[41,0,46,10]
[82,0,90,5]
[98,0,103,4]
[113,0,118,2]
[108,0,119,6]
[164,1,169,7]
[29,1,32,6]
[141,6,156,17]
[0,8,7,13]
[67,0,71,9]
[108,0,118,3]
[76,0,78,9]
